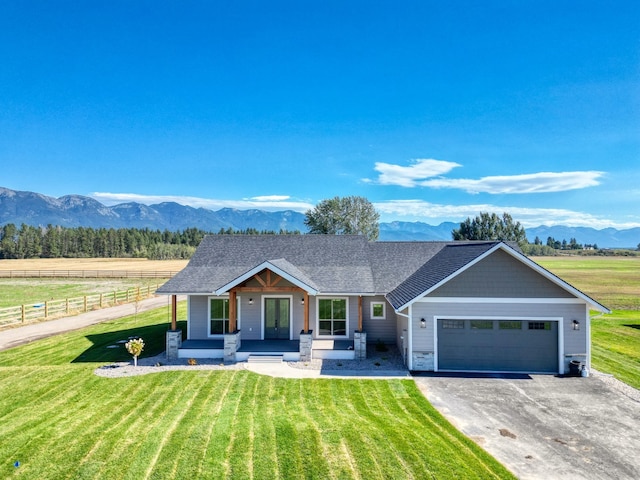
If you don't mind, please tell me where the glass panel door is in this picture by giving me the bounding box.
[264,298,290,339]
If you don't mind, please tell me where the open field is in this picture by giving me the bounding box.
[532,256,640,311]
[0,306,513,480]
[0,257,189,272]
[533,256,640,388]
[591,310,640,390]
[0,279,164,309]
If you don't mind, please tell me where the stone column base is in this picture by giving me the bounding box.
[354,331,367,360]
[299,331,313,361]
[224,330,241,364]
[166,330,182,360]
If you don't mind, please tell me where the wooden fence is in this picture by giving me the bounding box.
[0,284,161,328]
[0,270,177,279]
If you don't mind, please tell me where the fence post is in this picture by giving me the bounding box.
[84,296,88,312]
[22,305,26,323]
[45,300,49,318]
[66,298,70,314]
[100,293,104,308]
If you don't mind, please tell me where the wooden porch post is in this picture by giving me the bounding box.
[358,296,363,332]
[303,291,309,333]
[171,294,177,331]
[229,289,237,332]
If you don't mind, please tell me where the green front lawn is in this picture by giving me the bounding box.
[0,307,514,480]
[591,310,640,390]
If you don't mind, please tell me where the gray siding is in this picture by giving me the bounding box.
[362,296,397,343]
[188,293,367,340]
[189,296,208,339]
[433,249,574,298]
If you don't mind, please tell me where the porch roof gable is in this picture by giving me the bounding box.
[214,259,320,296]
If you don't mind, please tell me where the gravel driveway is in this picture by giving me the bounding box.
[414,372,640,480]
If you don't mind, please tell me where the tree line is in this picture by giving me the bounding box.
[0,224,299,260]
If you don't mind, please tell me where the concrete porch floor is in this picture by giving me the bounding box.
[179,338,354,352]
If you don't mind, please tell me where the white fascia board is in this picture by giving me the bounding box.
[214,261,319,296]
[418,297,586,304]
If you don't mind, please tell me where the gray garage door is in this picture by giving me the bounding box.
[437,319,558,372]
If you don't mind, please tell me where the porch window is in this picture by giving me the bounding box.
[209,297,240,335]
[318,298,347,336]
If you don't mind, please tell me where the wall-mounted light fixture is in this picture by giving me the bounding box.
[572,319,580,331]
[301,297,305,305]
[420,318,427,328]
[249,298,253,305]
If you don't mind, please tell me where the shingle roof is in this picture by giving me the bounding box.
[157,234,503,297]
[385,242,500,310]
[157,235,376,294]
[157,235,609,313]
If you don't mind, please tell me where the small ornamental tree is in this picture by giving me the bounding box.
[125,338,144,367]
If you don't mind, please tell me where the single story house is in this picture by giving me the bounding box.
[157,234,609,373]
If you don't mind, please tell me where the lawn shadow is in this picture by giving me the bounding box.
[623,324,640,330]
[72,320,186,364]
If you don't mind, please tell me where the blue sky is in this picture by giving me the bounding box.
[1,1,638,229]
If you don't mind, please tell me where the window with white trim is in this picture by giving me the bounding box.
[209,297,240,335]
[370,301,385,319]
[318,298,347,336]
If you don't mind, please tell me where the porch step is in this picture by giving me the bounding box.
[247,354,284,364]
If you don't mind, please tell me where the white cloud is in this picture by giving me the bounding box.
[369,159,605,194]
[421,171,605,194]
[374,199,640,229]
[91,192,314,212]
[249,195,291,202]
[370,158,461,187]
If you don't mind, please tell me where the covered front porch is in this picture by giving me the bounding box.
[176,338,358,361]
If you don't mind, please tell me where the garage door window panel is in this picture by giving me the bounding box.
[499,321,523,330]
[528,321,551,330]
[470,320,493,330]
[442,320,465,329]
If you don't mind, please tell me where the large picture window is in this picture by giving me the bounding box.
[209,297,240,335]
[318,298,347,336]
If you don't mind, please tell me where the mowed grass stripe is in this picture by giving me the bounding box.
[0,304,515,480]
[140,374,208,480]
[346,381,429,478]
[148,372,237,479]
[330,380,405,478]
[226,371,259,479]
[74,374,206,480]
[285,380,333,480]
[194,370,241,478]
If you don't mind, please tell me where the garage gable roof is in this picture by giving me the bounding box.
[387,242,611,313]
[386,242,500,310]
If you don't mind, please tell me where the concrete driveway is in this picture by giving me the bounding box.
[414,373,640,480]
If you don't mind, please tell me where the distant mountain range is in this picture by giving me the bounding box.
[1,187,638,248]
